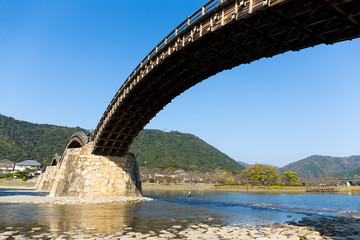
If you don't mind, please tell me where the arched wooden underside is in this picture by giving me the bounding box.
[92,0,360,156]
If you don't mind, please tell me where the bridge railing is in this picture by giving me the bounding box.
[106,0,231,109]
[94,0,240,141]
[94,0,273,141]
[92,0,286,148]
[139,0,228,69]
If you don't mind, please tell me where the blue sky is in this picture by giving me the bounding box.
[1,0,360,167]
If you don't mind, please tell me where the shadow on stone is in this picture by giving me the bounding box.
[287,216,360,239]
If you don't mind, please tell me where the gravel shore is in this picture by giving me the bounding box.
[0,217,360,239]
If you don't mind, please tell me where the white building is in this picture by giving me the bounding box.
[0,159,15,172]
[14,160,42,172]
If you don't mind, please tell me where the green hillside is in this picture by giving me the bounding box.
[280,155,360,178]
[348,167,360,177]
[0,114,85,166]
[129,129,245,172]
[0,114,244,172]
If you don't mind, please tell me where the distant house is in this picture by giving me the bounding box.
[14,160,42,172]
[154,173,164,178]
[174,170,189,179]
[174,169,187,175]
[0,159,15,172]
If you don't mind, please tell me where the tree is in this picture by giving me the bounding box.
[243,164,280,185]
[282,171,299,185]
[164,174,172,183]
[231,169,242,175]
[165,167,176,173]
[226,177,234,184]
[14,167,32,180]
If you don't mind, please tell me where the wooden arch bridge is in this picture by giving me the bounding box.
[90,0,360,156]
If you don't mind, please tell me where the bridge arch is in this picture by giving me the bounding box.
[92,0,360,156]
[50,153,60,166]
[65,131,89,150]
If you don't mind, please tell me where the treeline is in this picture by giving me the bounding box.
[0,114,245,172]
[141,164,299,185]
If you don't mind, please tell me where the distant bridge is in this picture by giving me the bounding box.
[91,0,360,156]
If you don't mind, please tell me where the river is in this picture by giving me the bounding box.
[0,189,359,235]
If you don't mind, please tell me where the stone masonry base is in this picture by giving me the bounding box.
[36,142,142,197]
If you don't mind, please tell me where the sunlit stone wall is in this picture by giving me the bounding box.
[45,142,142,197]
[35,165,59,191]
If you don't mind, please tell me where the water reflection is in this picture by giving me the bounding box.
[0,200,222,234]
[45,203,138,233]
[0,202,140,234]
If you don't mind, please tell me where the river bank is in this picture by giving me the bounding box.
[143,182,360,193]
[0,178,36,188]
[1,179,360,194]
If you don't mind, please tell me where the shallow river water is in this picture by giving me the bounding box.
[0,189,359,236]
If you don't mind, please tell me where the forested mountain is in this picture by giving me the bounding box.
[0,114,85,166]
[280,155,360,178]
[349,167,360,177]
[0,114,244,172]
[129,129,245,172]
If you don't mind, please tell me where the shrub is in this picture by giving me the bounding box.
[268,185,281,190]
[282,171,299,185]
[6,173,13,179]
[226,177,234,184]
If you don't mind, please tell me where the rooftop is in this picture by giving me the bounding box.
[16,160,42,166]
[0,159,14,166]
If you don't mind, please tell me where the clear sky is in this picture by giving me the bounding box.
[1,0,360,167]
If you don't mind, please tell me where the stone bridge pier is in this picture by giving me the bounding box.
[36,132,142,197]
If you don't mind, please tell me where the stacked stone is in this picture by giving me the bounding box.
[37,142,142,197]
[35,165,59,191]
